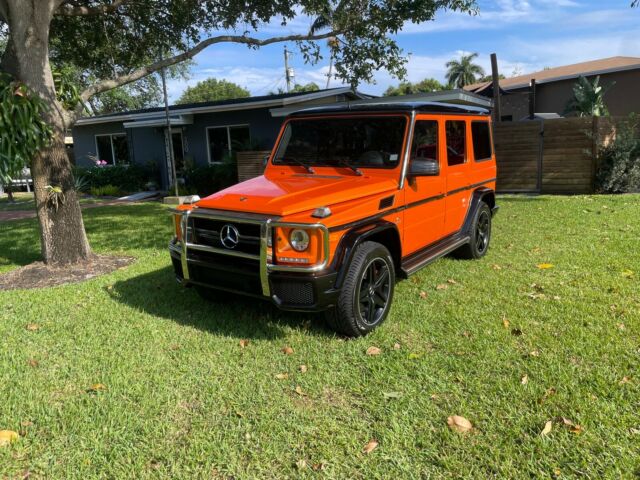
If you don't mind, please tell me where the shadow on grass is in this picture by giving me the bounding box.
[0,217,41,269]
[110,266,335,340]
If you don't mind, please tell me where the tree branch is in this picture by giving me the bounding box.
[77,30,339,107]
[56,0,132,16]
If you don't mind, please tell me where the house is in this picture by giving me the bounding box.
[72,88,371,188]
[465,56,640,121]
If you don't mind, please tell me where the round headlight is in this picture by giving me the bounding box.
[289,229,310,251]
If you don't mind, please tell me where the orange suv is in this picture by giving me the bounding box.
[169,102,498,336]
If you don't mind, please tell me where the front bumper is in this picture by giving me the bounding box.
[168,209,339,312]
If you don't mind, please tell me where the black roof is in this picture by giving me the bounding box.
[289,101,490,117]
[82,88,354,120]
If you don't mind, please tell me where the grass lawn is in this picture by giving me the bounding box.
[1,195,639,478]
[0,192,103,213]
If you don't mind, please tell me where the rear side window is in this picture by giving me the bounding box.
[445,121,466,166]
[411,120,438,162]
[471,121,493,161]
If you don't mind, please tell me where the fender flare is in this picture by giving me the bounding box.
[461,187,496,235]
[331,221,401,289]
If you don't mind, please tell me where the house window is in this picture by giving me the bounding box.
[95,134,129,165]
[207,125,250,164]
[471,121,493,162]
[445,120,466,166]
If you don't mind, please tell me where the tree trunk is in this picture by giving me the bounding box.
[2,0,92,265]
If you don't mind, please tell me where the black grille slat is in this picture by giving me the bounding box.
[190,217,261,256]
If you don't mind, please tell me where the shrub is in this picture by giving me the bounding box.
[182,162,238,196]
[596,115,640,193]
[74,164,156,194]
[90,184,121,197]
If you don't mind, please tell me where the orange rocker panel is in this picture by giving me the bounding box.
[169,101,498,336]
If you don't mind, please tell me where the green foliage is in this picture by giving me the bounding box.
[445,52,485,88]
[53,65,83,111]
[182,162,238,195]
[291,82,320,93]
[0,73,52,183]
[74,164,156,194]
[383,78,445,96]
[176,78,250,105]
[47,0,478,92]
[565,76,613,118]
[478,73,505,83]
[89,184,121,197]
[597,115,640,193]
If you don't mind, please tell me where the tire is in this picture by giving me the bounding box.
[325,241,395,337]
[455,202,492,259]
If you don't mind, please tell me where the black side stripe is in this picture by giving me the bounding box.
[328,177,496,233]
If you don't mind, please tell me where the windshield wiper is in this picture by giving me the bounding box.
[279,157,315,174]
[338,159,363,176]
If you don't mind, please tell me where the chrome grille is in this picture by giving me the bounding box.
[190,217,261,256]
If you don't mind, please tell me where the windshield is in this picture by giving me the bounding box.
[273,116,407,170]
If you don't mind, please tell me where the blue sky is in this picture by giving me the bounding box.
[167,0,640,100]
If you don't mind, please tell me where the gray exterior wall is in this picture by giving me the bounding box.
[499,69,640,121]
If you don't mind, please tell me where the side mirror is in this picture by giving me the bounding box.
[262,154,270,168]
[409,158,439,176]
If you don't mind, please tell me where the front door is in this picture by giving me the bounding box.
[171,130,185,173]
[402,118,446,255]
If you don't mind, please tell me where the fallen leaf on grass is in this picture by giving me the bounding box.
[295,459,307,470]
[630,427,640,435]
[521,374,529,385]
[537,263,554,270]
[366,346,381,356]
[299,365,308,373]
[538,387,556,404]
[0,430,19,447]
[408,352,423,359]
[294,386,306,396]
[363,439,378,454]
[25,323,39,331]
[540,420,553,436]
[281,346,294,355]
[617,323,626,331]
[87,383,107,393]
[27,359,39,368]
[447,279,457,285]
[239,339,249,348]
[621,269,634,278]
[383,391,403,399]
[447,415,473,434]
[502,318,510,329]
[312,462,325,471]
[393,343,401,350]
[529,350,540,357]
[436,284,448,290]
[419,291,428,299]
[275,373,288,380]
[492,264,502,270]
[619,376,631,385]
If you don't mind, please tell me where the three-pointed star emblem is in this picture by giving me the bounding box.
[220,224,240,249]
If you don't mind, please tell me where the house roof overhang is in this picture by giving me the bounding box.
[75,88,370,127]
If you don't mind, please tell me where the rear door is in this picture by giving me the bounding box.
[402,117,446,255]
[443,118,471,235]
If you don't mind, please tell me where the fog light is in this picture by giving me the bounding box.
[279,257,310,264]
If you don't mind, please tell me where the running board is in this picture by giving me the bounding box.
[401,235,470,276]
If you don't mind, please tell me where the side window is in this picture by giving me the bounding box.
[445,120,466,166]
[411,120,438,163]
[471,121,493,162]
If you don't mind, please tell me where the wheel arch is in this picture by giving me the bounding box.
[332,222,401,289]
[462,187,495,234]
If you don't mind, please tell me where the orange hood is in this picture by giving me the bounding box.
[195,173,398,216]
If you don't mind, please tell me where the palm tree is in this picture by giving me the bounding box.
[564,76,614,117]
[445,53,485,89]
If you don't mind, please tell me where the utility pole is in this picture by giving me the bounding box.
[490,53,502,123]
[160,54,179,197]
[284,46,294,92]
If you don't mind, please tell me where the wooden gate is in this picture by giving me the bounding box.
[493,117,597,194]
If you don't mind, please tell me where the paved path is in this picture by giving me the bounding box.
[0,200,129,222]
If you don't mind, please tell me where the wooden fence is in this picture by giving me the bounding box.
[493,116,625,194]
